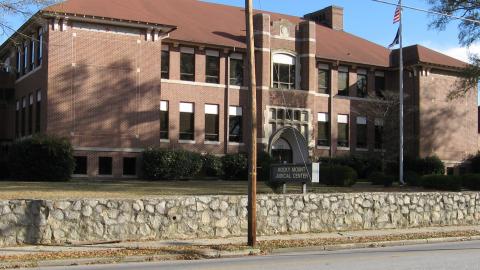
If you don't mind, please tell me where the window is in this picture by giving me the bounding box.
[230,53,244,86]
[205,50,220,84]
[272,53,296,89]
[356,116,367,149]
[337,114,349,148]
[123,157,137,176]
[16,48,21,75]
[337,66,349,96]
[15,100,19,138]
[375,71,385,98]
[229,106,243,142]
[357,69,368,98]
[375,118,384,149]
[35,90,41,133]
[160,101,169,140]
[317,113,330,147]
[179,102,194,141]
[21,97,26,136]
[38,27,43,65]
[180,47,195,81]
[161,45,169,79]
[318,64,330,94]
[28,94,33,135]
[23,42,28,73]
[74,156,87,175]
[205,104,219,141]
[30,36,35,70]
[98,157,112,175]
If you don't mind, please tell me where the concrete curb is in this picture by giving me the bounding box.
[271,235,480,254]
[1,236,480,269]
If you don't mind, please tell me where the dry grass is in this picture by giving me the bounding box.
[0,180,429,200]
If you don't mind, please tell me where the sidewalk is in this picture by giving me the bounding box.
[1,225,480,269]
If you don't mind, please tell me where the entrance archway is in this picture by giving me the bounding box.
[268,127,309,164]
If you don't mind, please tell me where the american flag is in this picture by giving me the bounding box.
[393,1,401,23]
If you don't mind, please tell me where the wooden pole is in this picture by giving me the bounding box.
[245,0,257,247]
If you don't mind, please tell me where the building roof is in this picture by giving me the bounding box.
[392,45,467,69]
[44,0,392,67]
[42,0,467,69]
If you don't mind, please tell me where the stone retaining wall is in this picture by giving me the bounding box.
[1,192,480,247]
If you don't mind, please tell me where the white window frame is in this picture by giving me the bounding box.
[271,51,298,90]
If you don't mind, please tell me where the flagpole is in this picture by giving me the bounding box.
[399,0,405,185]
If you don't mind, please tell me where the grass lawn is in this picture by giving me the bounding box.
[0,180,428,200]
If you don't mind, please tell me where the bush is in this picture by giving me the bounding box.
[368,171,395,187]
[319,155,382,179]
[8,135,74,181]
[421,175,462,191]
[222,153,248,180]
[462,174,480,190]
[386,156,445,177]
[467,153,480,174]
[0,160,9,179]
[405,171,421,186]
[143,149,202,180]
[320,165,357,187]
[258,151,272,182]
[202,154,223,177]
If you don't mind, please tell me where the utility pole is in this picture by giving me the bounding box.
[399,0,405,185]
[245,0,257,247]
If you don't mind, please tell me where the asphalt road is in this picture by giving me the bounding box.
[39,240,480,270]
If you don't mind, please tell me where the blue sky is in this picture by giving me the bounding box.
[1,0,478,102]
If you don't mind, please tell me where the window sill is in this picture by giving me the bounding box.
[160,139,170,143]
[337,147,350,151]
[179,140,196,144]
[97,175,114,178]
[72,174,88,178]
[204,141,221,145]
[228,142,245,146]
[315,93,330,98]
[356,148,369,152]
[15,65,42,83]
[316,146,331,150]
[374,149,386,153]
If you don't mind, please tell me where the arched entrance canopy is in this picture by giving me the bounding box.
[268,127,309,164]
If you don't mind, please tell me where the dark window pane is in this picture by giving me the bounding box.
[123,157,136,176]
[273,63,295,89]
[160,110,169,140]
[21,100,25,136]
[179,112,194,140]
[206,55,219,84]
[35,99,41,133]
[375,76,385,98]
[317,122,330,146]
[180,53,195,81]
[161,50,169,79]
[205,113,219,141]
[230,58,244,86]
[229,115,242,142]
[98,157,112,175]
[28,102,32,135]
[357,74,367,98]
[375,125,384,149]
[338,123,349,147]
[318,69,330,94]
[338,70,349,96]
[74,156,87,175]
[356,123,367,148]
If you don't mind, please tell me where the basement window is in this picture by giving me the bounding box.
[74,156,87,175]
[98,157,113,176]
[123,157,137,176]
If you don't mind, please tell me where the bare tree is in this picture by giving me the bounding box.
[427,0,480,99]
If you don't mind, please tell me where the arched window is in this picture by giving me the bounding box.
[272,53,296,90]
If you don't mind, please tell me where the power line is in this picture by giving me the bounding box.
[371,0,480,25]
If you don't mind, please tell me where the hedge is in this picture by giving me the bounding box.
[387,156,445,177]
[462,174,480,190]
[8,135,75,181]
[319,155,382,179]
[369,171,395,187]
[142,149,202,180]
[467,153,480,174]
[222,153,248,180]
[202,154,223,177]
[421,175,462,191]
[320,165,357,187]
[405,171,421,186]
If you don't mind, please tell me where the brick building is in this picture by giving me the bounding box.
[0,0,478,178]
